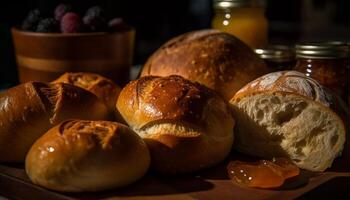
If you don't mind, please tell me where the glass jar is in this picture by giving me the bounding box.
[255,45,295,72]
[293,42,350,101]
[212,0,268,48]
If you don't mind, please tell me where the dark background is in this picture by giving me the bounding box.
[1,0,350,85]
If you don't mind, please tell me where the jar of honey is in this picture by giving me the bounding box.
[212,0,268,48]
[293,42,350,101]
[255,45,295,72]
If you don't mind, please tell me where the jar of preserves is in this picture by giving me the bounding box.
[255,45,295,72]
[212,0,268,48]
[293,42,350,101]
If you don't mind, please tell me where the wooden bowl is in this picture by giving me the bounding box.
[12,28,135,86]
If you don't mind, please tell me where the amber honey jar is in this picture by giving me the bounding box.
[255,45,295,72]
[294,42,350,100]
[212,0,268,48]
[12,28,135,86]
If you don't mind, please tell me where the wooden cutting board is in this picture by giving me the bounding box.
[1,150,350,200]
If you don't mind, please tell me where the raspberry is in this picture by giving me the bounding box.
[22,9,42,31]
[54,3,72,21]
[60,12,84,33]
[108,18,129,32]
[36,18,59,33]
[83,6,107,32]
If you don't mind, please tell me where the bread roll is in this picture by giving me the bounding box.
[141,29,270,100]
[26,120,150,192]
[0,82,109,162]
[53,72,121,120]
[117,75,234,173]
[230,71,348,172]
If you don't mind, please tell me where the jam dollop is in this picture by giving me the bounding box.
[227,158,300,189]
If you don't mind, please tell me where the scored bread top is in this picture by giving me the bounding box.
[117,75,229,129]
[53,72,119,92]
[232,70,350,127]
[0,81,108,125]
[53,72,121,106]
[36,82,109,124]
[58,120,123,149]
[233,71,337,106]
[53,73,122,122]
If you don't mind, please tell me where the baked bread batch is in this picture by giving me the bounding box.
[0,29,349,192]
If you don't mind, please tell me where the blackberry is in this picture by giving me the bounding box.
[22,9,42,31]
[108,18,129,32]
[83,6,108,32]
[83,15,107,32]
[54,3,72,21]
[36,18,59,33]
[85,6,105,18]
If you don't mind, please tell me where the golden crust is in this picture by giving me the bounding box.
[53,72,121,114]
[25,120,150,192]
[117,75,235,173]
[141,29,269,100]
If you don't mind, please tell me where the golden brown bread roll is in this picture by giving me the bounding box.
[26,120,150,192]
[141,29,270,100]
[230,71,349,172]
[117,75,235,174]
[53,72,122,120]
[0,82,109,162]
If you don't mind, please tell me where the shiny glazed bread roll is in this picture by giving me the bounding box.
[0,82,109,162]
[117,75,235,174]
[26,120,150,192]
[141,29,270,100]
[53,72,121,118]
[230,71,348,172]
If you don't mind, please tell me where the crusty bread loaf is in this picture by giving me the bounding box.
[0,82,109,162]
[117,75,235,174]
[230,71,348,172]
[26,120,150,192]
[141,29,270,100]
[53,72,122,121]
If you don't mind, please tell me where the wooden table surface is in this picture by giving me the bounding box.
[1,152,350,200]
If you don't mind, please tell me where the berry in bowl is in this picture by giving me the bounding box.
[12,4,134,86]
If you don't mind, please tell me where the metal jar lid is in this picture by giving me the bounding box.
[295,42,350,59]
[255,45,295,62]
[213,0,265,9]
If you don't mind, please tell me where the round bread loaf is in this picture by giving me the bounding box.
[0,82,109,162]
[230,71,348,172]
[26,120,150,192]
[141,29,270,100]
[53,72,121,120]
[116,75,235,174]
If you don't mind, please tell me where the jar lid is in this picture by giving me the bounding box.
[213,0,265,9]
[255,45,295,62]
[296,42,350,59]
